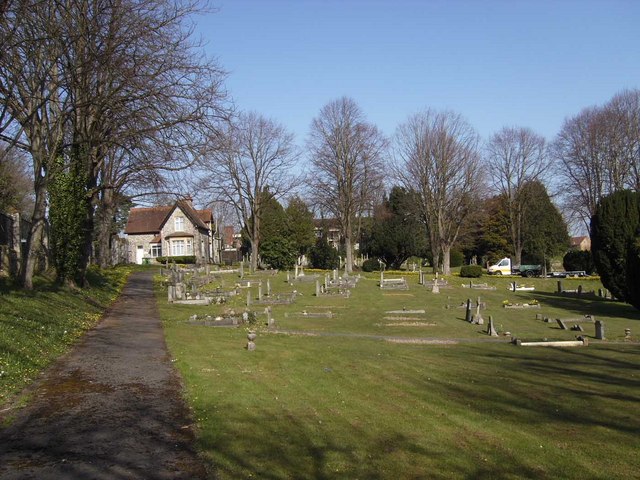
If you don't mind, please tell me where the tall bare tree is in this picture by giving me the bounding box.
[393,109,481,274]
[1,0,228,284]
[607,89,640,191]
[200,111,300,272]
[485,127,549,265]
[307,97,387,274]
[552,105,627,232]
[0,1,67,288]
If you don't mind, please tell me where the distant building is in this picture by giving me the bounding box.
[313,218,342,249]
[570,235,591,251]
[124,197,220,264]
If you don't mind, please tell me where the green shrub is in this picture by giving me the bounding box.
[460,265,483,278]
[563,250,595,274]
[309,235,339,270]
[450,249,464,268]
[155,256,196,265]
[362,258,380,272]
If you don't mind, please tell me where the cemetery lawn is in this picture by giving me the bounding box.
[158,270,640,479]
[0,266,131,408]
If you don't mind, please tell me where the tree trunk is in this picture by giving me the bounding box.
[344,234,353,274]
[21,173,47,290]
[94,191,116,269]
[442,244,452,275]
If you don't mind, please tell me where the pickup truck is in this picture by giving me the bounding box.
[487,257,542,277]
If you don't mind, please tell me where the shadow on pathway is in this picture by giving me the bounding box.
[0,270,208,479]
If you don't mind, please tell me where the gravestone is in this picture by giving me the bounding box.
[595,320,605,340]
[487,315,498,336]
[557,280,563,293]
[472,301,484,325]
[315,280,321,297]
[266,279,271,296]
[258,282,263,301]
[465,299,472,323]
[556,318,568,330]
[246,290,252,306]
[432,281,440,294]
[246,331,256,351]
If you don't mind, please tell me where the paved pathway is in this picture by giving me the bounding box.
[0,271,208,479]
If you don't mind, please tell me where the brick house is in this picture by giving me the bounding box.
[124,198,220,264]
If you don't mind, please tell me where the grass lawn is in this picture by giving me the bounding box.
[0,266,131,406]
[159,269,639,479]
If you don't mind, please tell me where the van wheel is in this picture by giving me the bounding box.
[494,271,502,275]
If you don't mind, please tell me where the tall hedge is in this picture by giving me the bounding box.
[590,190,640,307]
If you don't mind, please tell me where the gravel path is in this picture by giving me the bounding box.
[0,270,208,479]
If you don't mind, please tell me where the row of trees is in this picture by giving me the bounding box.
[204,96,572,275]
[2,2,637,292]
[1,0,228,288]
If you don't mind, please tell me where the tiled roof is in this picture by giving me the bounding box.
[124,201,214,235]
[124,206,172,234]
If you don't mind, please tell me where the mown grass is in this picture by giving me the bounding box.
[158,269,640,479]
[0,266,132,405]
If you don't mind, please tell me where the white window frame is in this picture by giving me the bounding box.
[174,216,185,231]
[171,239,185,256]
[150,243,162,258]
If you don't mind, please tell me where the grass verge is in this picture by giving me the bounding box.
[0,265,132,406]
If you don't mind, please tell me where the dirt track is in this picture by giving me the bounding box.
[0,270,208,479]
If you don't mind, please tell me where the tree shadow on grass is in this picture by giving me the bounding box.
[200,403,559,480]
[527,290,640,321]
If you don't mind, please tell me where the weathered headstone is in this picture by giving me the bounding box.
[577,285,583,295]
[265,306,274,326]
[556,318,568,330]
[246,331,256,351]
[432,281,440,294]
[465,299,472,323]
[247,290,252,306]
[487,315,498,336]
[472,301,484,325]
[240,261,244,278]
[557,280,563,293]
[258,282,263,301]
[315,280,321,297]
[571,324,584,332]
[595,320,605,340]
[287,271,291,283]
[266,279,271,296]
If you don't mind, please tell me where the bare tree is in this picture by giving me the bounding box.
[552,105,628,232]
[200,112,300,272]
[393,109,481,274]
[485,127,549,265]
[607,89,640,191]
[0,1,68,288]
[306,97,387,274]
[1,0,228,283]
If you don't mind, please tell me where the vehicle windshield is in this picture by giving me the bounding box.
[498,259,509,266]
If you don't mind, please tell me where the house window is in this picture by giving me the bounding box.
[151,244,162,257]
[171,239,185,256]
[175,216,184,231]
[186,239,193,255]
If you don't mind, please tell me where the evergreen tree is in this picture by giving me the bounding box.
[309,232,339,270]
[521,181,569,266]
[365,187,427,269]
[591,189,640,305]
[285,196,316,257]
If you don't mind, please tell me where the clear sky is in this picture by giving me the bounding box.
[196,0,640,144]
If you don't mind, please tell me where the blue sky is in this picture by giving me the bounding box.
[196,0,640,144]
